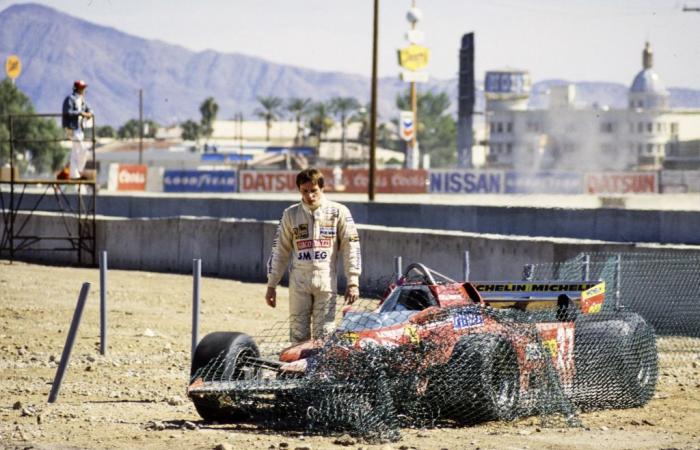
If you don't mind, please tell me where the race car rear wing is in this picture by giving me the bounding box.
[469,281,606,314]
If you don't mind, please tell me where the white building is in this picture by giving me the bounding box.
[485,43,700,171]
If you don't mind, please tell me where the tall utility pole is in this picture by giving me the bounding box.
[409,0,418,163]
[369,0,379,201]
[138,89,143,165]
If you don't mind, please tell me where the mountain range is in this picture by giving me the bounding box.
[1,3,699,127]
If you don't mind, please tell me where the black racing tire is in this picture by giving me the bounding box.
[428,334,520,424]
[189,331,260,422]
[573,312,658,410]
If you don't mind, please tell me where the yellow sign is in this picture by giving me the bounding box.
[397,45,430,72]
[5,55,21,80]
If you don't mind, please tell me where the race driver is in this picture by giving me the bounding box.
[265,168,361,343]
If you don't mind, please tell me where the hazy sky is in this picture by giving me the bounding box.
[3,0,699,88]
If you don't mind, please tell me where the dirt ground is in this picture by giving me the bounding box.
[0,261,698,450]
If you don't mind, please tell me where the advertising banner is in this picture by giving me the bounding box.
[163,170,237,193]
[329,169,428,194]
[239,170,298,193]
[504,171,583,194]
[585,172,658,194]
[429,170,504,194]
[116,164,147,191]
[660,170,700,193]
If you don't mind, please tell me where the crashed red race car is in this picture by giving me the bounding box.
[188,263,658,428]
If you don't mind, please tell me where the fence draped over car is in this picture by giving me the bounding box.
[184,253,694,440]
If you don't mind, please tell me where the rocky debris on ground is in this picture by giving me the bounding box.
[167,395,184,406]
[214,444,233,450]
[332,434,356,446]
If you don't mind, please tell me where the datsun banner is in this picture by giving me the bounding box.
[429,170,504,194]
[239,170,298,193]
[163,170,237,193]
[585,172,658,194]
[504,171,583,194]
[116,164,147,191]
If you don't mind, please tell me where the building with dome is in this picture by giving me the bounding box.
[483,42,700,172]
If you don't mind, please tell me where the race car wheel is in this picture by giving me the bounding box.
[434,334,520,424]
[573,312,657,410]
[616,313,658,407]
[189,331,260,422]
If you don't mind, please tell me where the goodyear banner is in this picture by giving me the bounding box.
[504,171,583,194]
[163,170,237,193]
[429,170,505,194]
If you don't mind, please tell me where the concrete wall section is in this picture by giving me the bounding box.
[10,192,700,244]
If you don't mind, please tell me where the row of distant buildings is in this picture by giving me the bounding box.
[101,42,699,173]
[482,42,700,171]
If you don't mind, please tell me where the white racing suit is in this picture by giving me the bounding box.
[267,198,361,343]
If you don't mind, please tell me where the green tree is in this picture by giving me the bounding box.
[181,120,201,142]
[0,79,65,174]
[307,101,334,151]
[256,96,283,142]
[96,125,115,138]
[329,96,360,165]
[286,97,312,145]
[117,119,158,139]
[199,97,219,139]
[396,89,456,167]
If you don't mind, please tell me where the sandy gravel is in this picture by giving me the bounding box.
[0,261,698,450]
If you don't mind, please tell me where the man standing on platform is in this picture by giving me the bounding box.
[265,168,362,343]
[62,80,93,179]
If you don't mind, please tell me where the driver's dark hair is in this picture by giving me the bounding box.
[296,168,325,189]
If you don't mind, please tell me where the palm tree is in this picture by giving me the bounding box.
[199,97,219,140]
[286,97,312,146]
[329,97,361,165]
[308,101,334,155]
[255,96,283,142]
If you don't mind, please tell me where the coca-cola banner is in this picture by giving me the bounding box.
[326,169,428,194]
[117,164,147,191]
[585,172,658,194]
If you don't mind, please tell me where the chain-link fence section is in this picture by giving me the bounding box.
[530,252,700,337]
[187,261,664,441]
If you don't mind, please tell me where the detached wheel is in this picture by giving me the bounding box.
[573,312,658,410]
[617,313,658,407]
[430,334,520,424]
[189,331,260,422]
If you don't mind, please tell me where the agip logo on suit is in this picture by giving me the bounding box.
[163,170,237,193]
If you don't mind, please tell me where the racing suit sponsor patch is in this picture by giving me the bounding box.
[293,224,309,239]
[296,250,329,261]
[319,226,336,237]
[296,239,332,250]
[452,311,484,330]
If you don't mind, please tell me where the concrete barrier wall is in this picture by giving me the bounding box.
[5,211,698,291]
[12,192,700,245]
[5,212,700,334]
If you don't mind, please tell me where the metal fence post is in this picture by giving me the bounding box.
[615,254,622,309]
[48,282,91,403]
[582,253,590,281]
[394,256,402,282]
[99,251,107,356]
[192,259,202,362]
[463,251,470,281]
[522,264,534,281]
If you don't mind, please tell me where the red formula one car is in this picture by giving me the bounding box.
[188,263,658,430]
